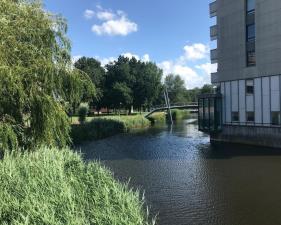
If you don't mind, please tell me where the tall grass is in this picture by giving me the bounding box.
[167,109,190,121]
[71,115,151,144]
[0,147,154,225]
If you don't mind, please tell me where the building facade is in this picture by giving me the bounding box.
[199,0,281,148]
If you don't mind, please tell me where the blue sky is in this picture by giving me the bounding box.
[43,0,216,88]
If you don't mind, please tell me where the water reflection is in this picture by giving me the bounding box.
[78,120,281,225]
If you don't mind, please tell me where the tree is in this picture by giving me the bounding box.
[104,56,163,113]
[164,74,188,103]
[0,0,95,151]
[74,57,105,110]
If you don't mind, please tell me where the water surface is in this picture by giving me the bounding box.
[79,120,281,225]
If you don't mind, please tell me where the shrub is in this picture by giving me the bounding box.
[78,106,89,124]
[71,115,151,144]
[0,147,154,225]
[147,112,166,123]
[167,109,190,121]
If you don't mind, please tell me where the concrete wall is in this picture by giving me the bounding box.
[211,125,281,148]
[215,0,281,82]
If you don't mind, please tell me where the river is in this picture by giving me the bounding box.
[79,119,281,225]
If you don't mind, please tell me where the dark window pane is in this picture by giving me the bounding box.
[271,112,281,125]
[246,79,254,94]
[232,112,239,122]
[247,51,256,66]
[246,111,255,122]
[247,0,255,12]
[247,24,255,41]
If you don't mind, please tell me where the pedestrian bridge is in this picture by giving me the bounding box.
[145,103,198,118]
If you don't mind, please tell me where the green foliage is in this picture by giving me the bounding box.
[147,112,166,123]
[165,74,188,103]
[74,57,105,105]
[78,105,89,124]
[0,147,154,225]
[0,0,95,150]
[168,109,190,121]
[71,115,151,144]
[104,56,163,111]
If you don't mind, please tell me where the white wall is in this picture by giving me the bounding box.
[262,77,270,125]
[254,78,262,124]
[239,80,246,123]
[225,82,231,123]
[220,75,281,126]
[271,76,280,112]
[231,81,239,112]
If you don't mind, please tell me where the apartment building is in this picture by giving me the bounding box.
[199,0,281,148]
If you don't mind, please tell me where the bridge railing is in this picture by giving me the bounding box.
[151,102,198,111]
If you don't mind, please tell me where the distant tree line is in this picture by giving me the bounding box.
[75,58,214,113]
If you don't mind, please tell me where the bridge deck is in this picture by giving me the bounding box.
[145,104,198,118]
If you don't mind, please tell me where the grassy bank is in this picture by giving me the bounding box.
[71,115,151,144]
[168,109,190,121]
[148,110,190,123]
[0,147,154,225]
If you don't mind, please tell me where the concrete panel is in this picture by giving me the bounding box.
[262,77,270,124]
[254,78,262,124]
[213,0,281,83]
[239,80,246,123]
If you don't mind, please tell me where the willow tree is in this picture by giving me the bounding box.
[0,0,95,152]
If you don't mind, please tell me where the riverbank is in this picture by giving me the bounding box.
[71,115,151,144]
[0,147,154,225]
[147,109,190,123]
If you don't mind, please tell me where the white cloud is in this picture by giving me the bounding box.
[122,52,140,60]
[196,62,217,75]
[96,11,115,21]
[95,53,150,67]
[72,55,82,64]
[180,43,209,62]
[92,16,137,36]
[142,54,150,62]
[89,6,138,36]
[84,10,95,19]
[158,61,206,89]
[157,43,212,89]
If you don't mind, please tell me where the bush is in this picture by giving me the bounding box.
[147,112,166,124]
[0,147,154,225]
[71,115,151,144]
[78,106,89,124]
[167,109,190,121]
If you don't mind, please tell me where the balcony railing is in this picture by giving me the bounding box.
[209,1,217,18]
[210,25,218,41]
[210,49,218,64]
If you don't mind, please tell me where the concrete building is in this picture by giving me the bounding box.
[199,0,281,148]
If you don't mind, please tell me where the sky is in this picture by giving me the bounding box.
[43,0,217,89]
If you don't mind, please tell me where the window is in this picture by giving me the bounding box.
[246,112,255,123]
[247,51,256,67]
[246,24,255,41]
[247,0,255,13]
[232,112,239,122]
[271,112,281,125]
[246,79,254,94]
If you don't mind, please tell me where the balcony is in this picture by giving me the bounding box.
[210,25,218,41]
[211,72,219,83]
[210,49,218,64]
[209,1,217,18]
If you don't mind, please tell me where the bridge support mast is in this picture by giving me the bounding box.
[164,87,173,125]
